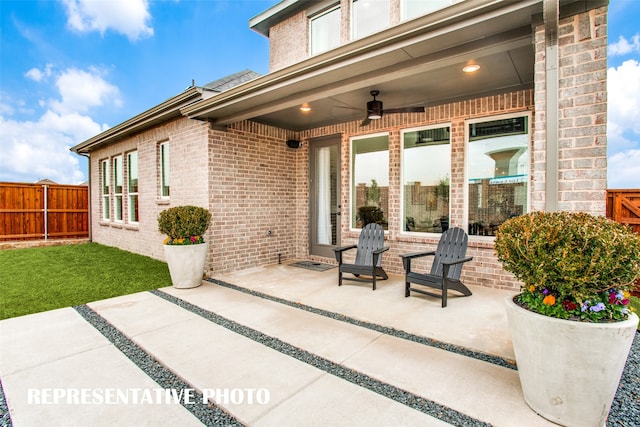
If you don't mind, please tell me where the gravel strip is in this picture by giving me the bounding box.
[206,278,516,369]
[74,305,243,427]
[608,331,640,426]
[152,288,489,426]
[0,377,11,427]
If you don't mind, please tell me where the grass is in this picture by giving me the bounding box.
[631,296,640,330]
[0,242,171,320]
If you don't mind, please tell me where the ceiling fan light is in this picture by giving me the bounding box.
[463,64,480,73]
[367,100,383,119]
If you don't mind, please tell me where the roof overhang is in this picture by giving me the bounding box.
[71,86,207,154]
[185,0,607,132]
[185,0,542,131]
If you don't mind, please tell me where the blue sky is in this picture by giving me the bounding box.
[0,0,639,188]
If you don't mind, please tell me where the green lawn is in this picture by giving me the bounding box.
[0,243,171,320]
[631,295,640,323]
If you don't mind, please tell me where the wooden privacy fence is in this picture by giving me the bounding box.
[606,189,640,233]
[0,182,89,241]
[606,189,640,295]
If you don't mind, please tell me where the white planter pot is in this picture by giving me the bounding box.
[505,296,638,427]
[163,242,209,289]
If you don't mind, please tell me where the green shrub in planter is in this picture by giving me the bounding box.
[495,211,640,322]
[158,205,211,245]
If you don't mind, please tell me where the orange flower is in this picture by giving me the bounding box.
[543,295,556,306]
[528,285,536,293]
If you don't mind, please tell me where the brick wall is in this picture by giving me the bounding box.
[207,121,301,273]
[88,117,210,264]
[269,11,308,72]
[533,6,608,214]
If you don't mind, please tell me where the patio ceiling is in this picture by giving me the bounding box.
[183,0,607,132]
[182,0,544,132]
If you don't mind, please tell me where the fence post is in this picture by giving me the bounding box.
[43,184,48,240]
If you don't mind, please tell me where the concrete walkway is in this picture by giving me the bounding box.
[0,263,558,426]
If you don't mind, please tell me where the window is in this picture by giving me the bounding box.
[352,0,390,39]
[101,159,110,220]
[402,126,451,233]
[113,155,123,221]
[310,5,341,55]
[127,151,139,223]
[351,133,389,229]
[160,142,170,198]
[467,115,530,236]
[401,0,462,21]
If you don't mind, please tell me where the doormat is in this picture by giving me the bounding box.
[289,261,336,272]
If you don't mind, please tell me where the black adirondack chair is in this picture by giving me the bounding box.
[400,227,473,307]
[333,223,389,290]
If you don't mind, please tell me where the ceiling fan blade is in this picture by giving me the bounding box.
[360,116,371,126]
[384,106,425,114]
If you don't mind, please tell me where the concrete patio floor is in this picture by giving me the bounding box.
[1,262,561,426]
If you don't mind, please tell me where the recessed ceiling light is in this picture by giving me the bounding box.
[300,103,311,112]
[463,64,480,73]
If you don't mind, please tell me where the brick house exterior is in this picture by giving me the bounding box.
[72,0,608,292]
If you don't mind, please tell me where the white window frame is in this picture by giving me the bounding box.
[464,112,532,238]
[159,141,170,199]
[400,124,452,235]
[400,0,462,22]
[101,159,110,221]
[349,132,390,231]
[127,151,139,224]
[309,4,341,56]
[351,0,390,40]
[113,155,123,222]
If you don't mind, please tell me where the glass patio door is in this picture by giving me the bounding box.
[309,136,341,258]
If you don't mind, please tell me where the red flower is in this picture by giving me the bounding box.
[562,300,578,311]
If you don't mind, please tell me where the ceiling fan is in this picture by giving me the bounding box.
[359,90,425,126]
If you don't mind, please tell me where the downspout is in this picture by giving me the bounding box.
[544,0,559,211]
[79,152,92,242]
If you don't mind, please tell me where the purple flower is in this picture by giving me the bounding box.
[542,288,549,295]
[581,301,590,312]
[590,302,606,312]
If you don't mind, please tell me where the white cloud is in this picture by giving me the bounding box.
[25,64,53,82]
[607,60,640,149]
[0,112,105,184]
[0,66,117,184]
[609,34,640,56]
[49,67,121,114]
[607,59,640,189]
[608,150,640,189]
[61,0,153,41]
